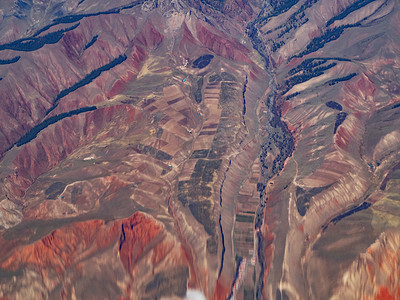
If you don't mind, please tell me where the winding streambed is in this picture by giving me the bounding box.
[246,10,295,300]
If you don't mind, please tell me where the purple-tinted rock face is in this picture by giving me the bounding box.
[0,0,400,299]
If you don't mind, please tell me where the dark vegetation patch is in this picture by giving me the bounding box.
[145,267,188,299]
[282,58,336,94]
[275,11,307,38]
[294,24,358,58]
[218,214,225,275]
[266,0,318,40]
[289,58,333,75]
[242,75,248,116]
[48,54,127,115]
[209,73,221,83]
[286,92,300,100]
[219,82,236,105]
[33,1,145,37]
[121,96,140,106]
[260,123,295,181]
[205,72,234,85]
[84,35,98,50]
[208,119,235,159]
[133,144,172,161]
[204,81,240,157]
[328,57,352,62]
[246,26,268,68]
[236,214,254,223]
[254,206,264,229]
[296,185,331,216]
[178,156,222,243]
[151,113,167,129]
[326,0,376,27]
[258,130,292,238]
[0,56,21,65]
[325,101,342,111]
[247,6,299,297]
[199,0,225,11]
[190,149,209,159]
[155,127,163,138]
[191,159,222,182]
[188,201,216,236]
[16,106,97,147]
[207,236,218,254]
[194,77,203,103]
[45,182,66,199]
[143,98,157,106]
[0,24,79,52]
[221,72,236,82]
[327,73,357,86]
[155,151,173,161]
[271,40,286,52]
[178,179,212,206]
[323,202,371,230]
[15,0,30,11]
[278,15,307,37]
[269,0,300,18]
[296,189,310,216]
[334,112,347,133]
[392,102,400,109]
[0,268,23,281]
[192,54,214,69]
[219,81,242,118]
[257,183,266,193]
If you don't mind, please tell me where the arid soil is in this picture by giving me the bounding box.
[0,0,400,299]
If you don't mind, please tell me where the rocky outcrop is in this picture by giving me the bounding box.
[0,11,147,158]
[1,0,400,299]
[5,105,137,198]
[0,212,188,299]
[331,231,400,300]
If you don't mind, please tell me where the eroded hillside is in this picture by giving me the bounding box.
[0,0,399,299]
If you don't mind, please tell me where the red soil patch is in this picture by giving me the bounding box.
[1,212,187,282]
[180,22,200,48]
[0,219,117,273]
[6,105,136,198]
[135,20,164,50]
[213,277,231,300]
[374,286,395,300]
[196,22,252,64]
[262,207,275,297]
[118,212,164,272]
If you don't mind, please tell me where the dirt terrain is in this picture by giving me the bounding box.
[0,0,400,299]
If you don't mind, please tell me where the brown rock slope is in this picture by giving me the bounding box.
[1,0,400,299]
[0,212,189,299]
[0,2,266,299]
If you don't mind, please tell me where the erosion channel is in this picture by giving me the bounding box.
[246,10,295,300]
